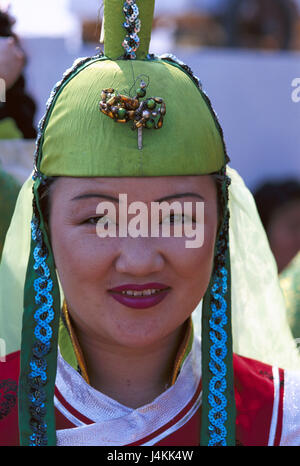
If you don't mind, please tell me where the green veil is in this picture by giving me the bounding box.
[0,0,299,447]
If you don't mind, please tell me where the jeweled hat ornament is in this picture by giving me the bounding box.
[18,0,235,446]
[100,0,166,150]
[99,80,166,150]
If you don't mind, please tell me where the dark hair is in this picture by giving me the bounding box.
[0,10,37,139]
[253,178,300,231]
[38,177,57,229]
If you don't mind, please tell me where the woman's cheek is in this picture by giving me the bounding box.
[51,225,105,287]
[165,220,216,269]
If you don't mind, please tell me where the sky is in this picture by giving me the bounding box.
[8,0,79,37]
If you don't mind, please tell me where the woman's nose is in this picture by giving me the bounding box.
[114,238,165,277]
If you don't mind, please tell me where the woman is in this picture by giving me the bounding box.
[1,0,300,446]
[0,9,37,139]
[253,179,300,274]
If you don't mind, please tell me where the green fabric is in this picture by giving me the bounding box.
[201,256,236,446]
[19,178,61,446]
[200,187,236,446]
[181,325,194,369]
[104,0,155,60]
[0,118,23,139]
[40,58,225,177]
[37,53,229,446]
[58,317,77,371]
[20,1,228,446]
[0,167,20,260]
[4,0,296,449]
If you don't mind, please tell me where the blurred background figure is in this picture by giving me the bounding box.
[0,36,23,89]
[280,251,300,340]
[0,5,29,263]
[254,179,300,274]
[0,168,20,261]
[254,178,300,340]
[67,0,300,50]
[0,7,37,139]
[223,0,299,50]
[153,0,300,50]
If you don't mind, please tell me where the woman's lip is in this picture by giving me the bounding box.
[108,288,171,310]
[108,283,170,293]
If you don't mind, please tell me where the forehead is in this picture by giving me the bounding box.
[51,176,217,201]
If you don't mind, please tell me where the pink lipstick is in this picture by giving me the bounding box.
[107,282,171,309]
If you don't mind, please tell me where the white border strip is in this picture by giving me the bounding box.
[54,395,87,428]
[268,367,280,446]
[143,392,202,446]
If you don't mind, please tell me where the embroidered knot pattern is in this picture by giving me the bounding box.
[0,379,17,420]
[29,52,233,446]
[27,209,54,446]
[208,265,228,445]
[207,174,231,446]
[122,0,141,59]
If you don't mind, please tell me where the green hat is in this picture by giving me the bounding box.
[40,58,225,177]
[19,0,235,446]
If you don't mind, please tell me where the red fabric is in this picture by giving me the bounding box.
[0,350,284,446]
[234,353,276,446]
[127,379,202,446]
[54,386,94,426]
[155,408,201,446]
[0,351,20,446]
[55,406,77,430]
[274,368,284,446]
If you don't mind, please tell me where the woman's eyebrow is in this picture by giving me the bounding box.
[71,193,119,203]
[155,192,205,202]
[71,192,205,203]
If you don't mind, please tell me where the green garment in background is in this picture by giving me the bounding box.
[280,252,300,340]
[0,165,20,260]
[0,118,23,140]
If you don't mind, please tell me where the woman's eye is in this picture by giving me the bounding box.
[85,215,115,226]
[161,213,194,224]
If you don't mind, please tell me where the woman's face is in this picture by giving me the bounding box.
[49,176,218,349]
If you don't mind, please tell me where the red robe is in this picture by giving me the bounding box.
[0,350,290,446]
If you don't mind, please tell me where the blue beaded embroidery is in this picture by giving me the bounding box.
[122,0,141,59]
[154,58,231,446]
[207,264,228,446]
[27,214,54,446]
[29,51,233,446]
[28,53,105,446]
